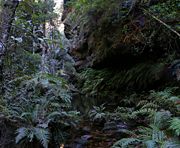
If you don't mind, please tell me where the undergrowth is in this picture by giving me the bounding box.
[2,73,80,147]
[87,88,180,148]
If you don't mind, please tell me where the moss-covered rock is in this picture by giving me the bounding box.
[64,0,179,69]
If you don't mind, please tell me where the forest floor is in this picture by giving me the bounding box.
[66,120,119,148]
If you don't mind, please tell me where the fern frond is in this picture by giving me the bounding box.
[131,108,156,119]
[137,100,149,107]
[170,118,180,136]
[16,127,29,144]
[47,111,66,120]
[153,111,172,128]
[137,125,167,146]
[151,127,165,142]
[112,138,140,148]
[34,127,50,148]
[141,102,159,109]
[161,140,180,148]
[144,140,156,148]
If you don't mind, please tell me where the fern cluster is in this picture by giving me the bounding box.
[86,88,180,147]
[170,118,180,136]
[79,63,165,95]
[111,88,180,147]
[2,73,80,148]
[112,112,180,148]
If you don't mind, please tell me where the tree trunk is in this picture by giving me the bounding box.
[0,0,19,94]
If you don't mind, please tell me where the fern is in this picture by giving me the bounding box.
[137,100,149,107]
[5,72,80,147]
[170,118,180,136]
[34,127,50,148]
[136,125,167,147]
[113,107,179,148]
[151,125,166,143]
[16,127,29,144]
[131,108,156,119]
[153,111,172,129]
[141,102,159,109]
[89,104,106,121]
[160,140,180,148]
[16,127,49,148]
[113,125,171,148]
[144,140,156,148]
[112,138,140,148]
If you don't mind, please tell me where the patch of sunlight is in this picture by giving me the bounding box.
[54,0,64,34]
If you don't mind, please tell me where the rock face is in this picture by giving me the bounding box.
[63,0,180,90]
[65,0,179,67]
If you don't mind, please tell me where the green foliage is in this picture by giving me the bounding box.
[16,127,50,148]
[3,73,80,147]
[0,0,80,146]
[110,62,166,89]
[67,0,113,14]
[111,88,180,148]
[1,0,179,147]
[19,0,57,25]
[153,111,172,129]
[79,62,166,99]
[88,88,178,120]
[89,104,106,121]
[113,138,140,148]
[31,1,57,25]
[0,96,9,115]
[67,0,126,35]
[112,112,180,148]
[67,0,179,69]
[11,0,58,55]
[84,88,180,147]
[170,118,180,136]
[150,0,179,23]
[3,48,41,87]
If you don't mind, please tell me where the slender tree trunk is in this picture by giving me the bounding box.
[0,0,19,95]
[0,0,19,52]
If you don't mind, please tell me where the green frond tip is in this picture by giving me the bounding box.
[145,140,156,148]
[16,127,50,148]
[34,127,50,148]
[153,111,172,128]
[170,118,180,136]
[16,127,29,144]
[131,108,156,118]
